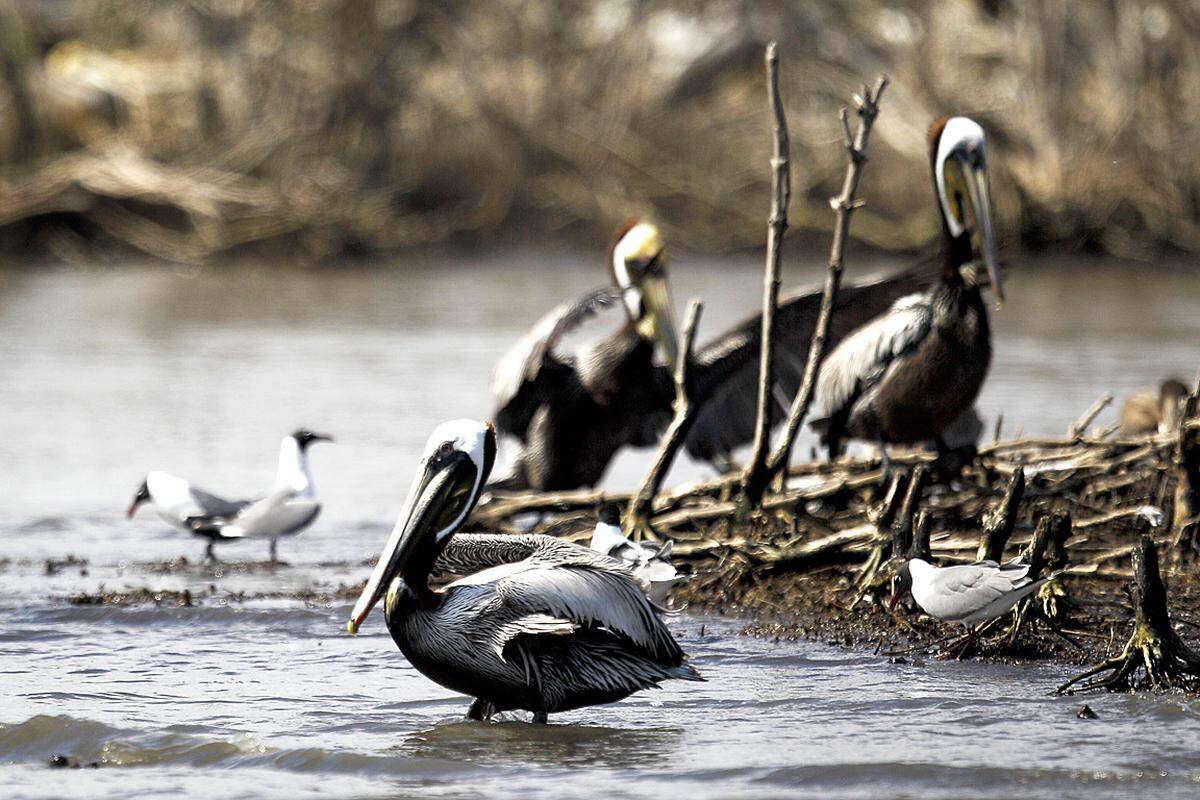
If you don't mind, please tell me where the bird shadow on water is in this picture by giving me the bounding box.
[395,717,681,770]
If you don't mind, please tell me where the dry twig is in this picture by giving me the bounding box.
[740,42,791,507]
[625,300,704,540]
[762,75,889,488]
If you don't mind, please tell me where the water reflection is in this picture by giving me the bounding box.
[400,719,682,770]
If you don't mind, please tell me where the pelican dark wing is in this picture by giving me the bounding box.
[808,292,933,447]
[433,533,622,580]
[491,288,621,441]
[446,540,683,663]
[683,262,936,462]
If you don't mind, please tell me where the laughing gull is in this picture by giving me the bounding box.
[590,506,681,604]
[889,557,1054,638]
[127,429,332,561]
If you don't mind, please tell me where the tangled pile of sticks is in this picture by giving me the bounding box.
[475,389,1200,691]
[468,46,1200,693]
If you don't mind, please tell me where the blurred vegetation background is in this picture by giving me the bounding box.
[0,0,1196,264]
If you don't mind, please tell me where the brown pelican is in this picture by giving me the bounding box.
[491,221,678,490]
[126,429,332,561]
[889,557,1053,630]
[811,117,1003,459]
[491,221,940,490]
[347,419,702,723]
[1119,378,1188,435]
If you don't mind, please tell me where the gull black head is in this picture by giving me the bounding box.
[609,219,680,372]
[347,419,497,633]
[291,428,334,450]
[126,479,151,519]
[597,503,622,527]
[887,560,915,611]
[928,116,1003,306]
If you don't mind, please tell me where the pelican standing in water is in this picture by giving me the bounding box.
[492,220,942,490]
[347,420,702,723]
[812,117,1004,461]
[127,428,332,561]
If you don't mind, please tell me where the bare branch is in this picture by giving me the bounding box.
[977,466,1025,562]
[625,299,704,539]
[739,41,791,507]
[761,74,889,485]
[1068,392,1114,439]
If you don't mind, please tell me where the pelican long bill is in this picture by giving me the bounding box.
[637,271,681,375]
[347,451,477,634]
[963,160,1003,307]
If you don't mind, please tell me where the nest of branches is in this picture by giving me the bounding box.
[475,409,1200,669]
[470,49,1200,682]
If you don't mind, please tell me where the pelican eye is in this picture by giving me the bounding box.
[436,441,455,460]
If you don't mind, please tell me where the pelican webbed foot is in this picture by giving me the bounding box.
[532,711,548,724]
[467,698,496,721]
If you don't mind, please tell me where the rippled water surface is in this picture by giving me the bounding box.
[2,254,1200,799]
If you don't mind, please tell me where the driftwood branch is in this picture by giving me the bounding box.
[907,511,933,560]
[1057,536,1200,694]
[977,466,1025,562]
[1021,508,1072,580]
[1068,392,1114,439]
[1172,378,1200,551]
[762,74,889,487]
[891,465,929,558]
[625,299,704,539]
[740,41,791,507]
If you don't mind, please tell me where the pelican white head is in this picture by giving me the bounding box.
[932,116,1003,306]
[610,220,679,371]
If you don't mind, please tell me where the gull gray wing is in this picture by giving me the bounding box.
[189,487,252,518]
[188,487,318,540]
[684,261,935,462]
[918,561,1035,622]
[491,288,622,440]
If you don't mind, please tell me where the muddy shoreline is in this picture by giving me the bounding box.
[34,418,1200,688]
[37,547,1200,676]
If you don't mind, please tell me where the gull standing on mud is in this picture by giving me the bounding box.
[127,429,332,562]
[347,419,702,723]
[889,558,1054,648]
[812,117,1004,461]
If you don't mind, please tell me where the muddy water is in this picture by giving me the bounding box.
[2,254,1200,799]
